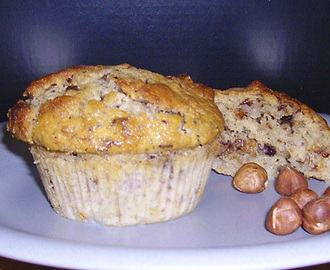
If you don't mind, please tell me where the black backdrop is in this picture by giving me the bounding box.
[1,0,329,122]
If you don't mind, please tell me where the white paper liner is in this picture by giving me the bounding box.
[30,143,218,226]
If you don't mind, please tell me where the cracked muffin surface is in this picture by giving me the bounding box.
[7,64,224,154]
[7,64,224,226]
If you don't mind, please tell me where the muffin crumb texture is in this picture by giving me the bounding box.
[212,80,330,182]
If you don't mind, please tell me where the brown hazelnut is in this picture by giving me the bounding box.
[323,186,330,196]
[302,195,330,234]
[275,167,308,196]
[265,197,302,235]
[290,188,318,209]
[232,162,268,193]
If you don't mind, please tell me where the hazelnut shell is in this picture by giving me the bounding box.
[323,186,330,196]
[275,167,308,196]
[290,188,318,209]
[265,197,303,235]
[232,162,268,194]
[302,195,330,235]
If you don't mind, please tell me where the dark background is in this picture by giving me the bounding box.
[0,0,329,123]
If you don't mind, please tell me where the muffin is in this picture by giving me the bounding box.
[7,64,224,226]
[212,80,330,182]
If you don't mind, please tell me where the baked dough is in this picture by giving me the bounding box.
[7,64,224,226]
[212,80,330,182]
[7,64,224,154]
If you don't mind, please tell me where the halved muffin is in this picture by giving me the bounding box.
[212,80,330,182]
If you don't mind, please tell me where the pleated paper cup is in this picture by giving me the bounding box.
[30,142,218,226]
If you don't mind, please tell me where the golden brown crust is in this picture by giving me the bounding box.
[7,64,224,154]
[7,100,37,144]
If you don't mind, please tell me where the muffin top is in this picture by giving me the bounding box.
[7,64,224,154]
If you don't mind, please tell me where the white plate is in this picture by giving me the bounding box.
[0,115,329,270]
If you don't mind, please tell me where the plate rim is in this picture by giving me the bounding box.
[1,224,329,270]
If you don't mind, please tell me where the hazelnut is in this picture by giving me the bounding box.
[290,188,318,209]
[323,186,330,196]
[302,195,330,234]
[265,197,302,235]
[275,167,308,196]
[232,162,268,193]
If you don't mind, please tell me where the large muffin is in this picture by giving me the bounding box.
[7,64,224,226]
[212,80,330,182]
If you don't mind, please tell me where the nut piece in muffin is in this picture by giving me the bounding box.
[212,80,330,182]
[7,64,224,226]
